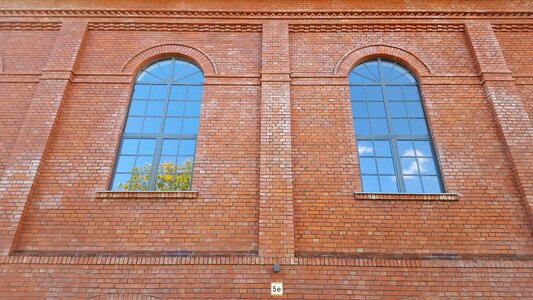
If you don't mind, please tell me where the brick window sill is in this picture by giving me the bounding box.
[96,191,198,201]
[354,192,461,201]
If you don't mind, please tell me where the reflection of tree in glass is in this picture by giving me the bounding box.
[117,160,192,191]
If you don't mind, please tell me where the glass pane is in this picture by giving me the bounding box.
[389,102,406,117]
[368,102,386,117]
[373,141,391,156]
[162,139,179,155]
[370,119,389,135]
[385,86,403,101]
[156,60,172,79]
[129,100,147,115]
[125,117,142,133]
[360,157,377,174]
[138,139,156,155]
[410,119,428,135]
[177,156,195,167]
[170,86,187,100]
[422,176,442,193]
[146,64,167,81]
[349,72,375,84]
[380,61,396,81]
[385,66,407,83]
[142,117,161,134]
[392,119,410,134]
[404,176,423,193]
[357,140,374,156]
[135,156,153,169]
[164,118,183,134]
[379,176,398,192]
[172,61,190,80]
[364,61,381,81]
[183,72,204,83]
[132,85,150,99]
[351,102,368,117]
[120,139,139,155]
[112,174,132,190]
[391,72,416,83]
[176,65,199,81]
[418,157,437,175]
[414,141,432,157]
[116,156,135,172]
[159,156,176,165]
[366,86,383,101]
[354,118,370,135]
[401,158,419,174]
[188,86,203,100]
[184,102,201,117]
[179,140,196,155]
[182,118,199,134]
[406,102,423,117]
[397,141,415,157]
[146,101,164,116]
[136,72,161,83]
[403,86,420,100]
[362,175,380,192]
[167,101,185,117]
[150,85,167,100]
[377,158,394,174]
[349,86,365,99]
[353,65,378,82]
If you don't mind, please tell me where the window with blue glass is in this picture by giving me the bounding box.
[349,58,444,193]
[111,58,203,191]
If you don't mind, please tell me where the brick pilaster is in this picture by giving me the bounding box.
[0,20,88,255]
[465,21,533,224]
[258,22,295,258]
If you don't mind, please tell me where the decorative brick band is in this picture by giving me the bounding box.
[0,22,61,31]
[121,44,218,76]
[334,44,432,77]
[95,191,199,200]
[290,24,464,33]
[493,24,533,32]
[354,192,461,201]
[0,10,531,19]
[88,22,262,32]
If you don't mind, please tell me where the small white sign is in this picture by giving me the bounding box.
[271,282,283,296]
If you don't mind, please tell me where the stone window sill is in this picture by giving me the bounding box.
[96,191,198,201]
[354,192,461,201]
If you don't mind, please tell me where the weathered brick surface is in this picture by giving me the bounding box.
[0,0,532,298]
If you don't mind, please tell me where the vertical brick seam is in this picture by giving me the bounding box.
[0,20,88,255]
[465,21,533,224]
[259,22,295,258]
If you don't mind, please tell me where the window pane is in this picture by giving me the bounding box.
[349,86,365,99]
[362,175,380,192]
[164,118,183,134]
[182,118,199,134]
[368,102,386,117]
[364,61,381,81]
[120,139,139,155]
[401,158,419,174]
[422,176,442,193]
[146,101,164,116]
[169,86,187,100]
[385,86,403,101]
[418,157,437,175]
[379,176,398,192]
[129,100,146,115]
[366,86,383,101]
[414,141,432,157]
[353,65,378,82]
[125,117,142,133]
[184,102,201,117]
[392,119,410,134]
[377,158,394,174]
[360,157,377,174]
[132,85,150,99]
[167,101,185,117]
[403,86,420,100]
[373,141,391,156]
[150,85,167,100]
[142,117,161,133]
[188,86,203,100]
[354,118,371,135]
[404,176,423,193]
[397,141,415,157]
[389,102,406,117]
[357,140,374,156]
[179,140,196,155]
[112,174,132,190]
[410,119,428,135]
[351,102,368,117]
[406,102,423,117]
[138,139,156,155]
[370,119,389,135]
[135,156,153,169]
[162,139,179,155]
[116,156,135,172]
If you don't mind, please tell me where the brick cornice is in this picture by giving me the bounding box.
[290,23,464,32]
[0,10,531,19]
[88,22,261,32]
[0,21,60,30]
[493,24,533,31]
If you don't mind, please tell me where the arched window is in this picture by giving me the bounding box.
[111,57,204,191]
[349,58,443,193]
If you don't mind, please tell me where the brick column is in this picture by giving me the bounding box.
[0,21,88,255]
[465,22,533,224]
[258,22,295,258]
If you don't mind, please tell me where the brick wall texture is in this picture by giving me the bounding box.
[0,0,532,298]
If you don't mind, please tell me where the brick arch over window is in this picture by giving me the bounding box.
[122,44,218,76]
[334,45,431,78]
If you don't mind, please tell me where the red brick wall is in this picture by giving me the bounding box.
[0,0,532,298]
